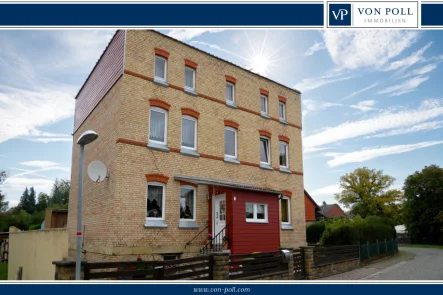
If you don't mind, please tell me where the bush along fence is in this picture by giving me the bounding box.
[359,238,399,263]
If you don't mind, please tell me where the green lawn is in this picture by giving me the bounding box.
[401,244,443,250]
[0,263,7,280]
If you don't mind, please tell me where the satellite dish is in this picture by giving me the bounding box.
[87,160,108,183]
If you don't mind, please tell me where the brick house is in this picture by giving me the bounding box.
[68,30,305,262]
[304,190,324,226]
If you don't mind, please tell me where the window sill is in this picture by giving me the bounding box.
[279,167,292,174]
[153,77,169,87]
[281,224,294,230]
[184,88,198,96]
[246,220,268,224]
[226,101,237,109]
[224,157,240,165]
[148,142,170,153]
[260,112,270,120]
[179,220,199,229]
[260,163,273,171]
[144,220,168,228]
[280,118,288,125]
[181,149,200,158]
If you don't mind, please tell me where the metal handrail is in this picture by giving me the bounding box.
[185,224,209,248]
[201,221,232,254]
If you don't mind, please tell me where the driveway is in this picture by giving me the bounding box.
[320,247,443,280]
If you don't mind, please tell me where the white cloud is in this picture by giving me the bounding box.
[24,137,72,143]
[350,100,377,112]
[403,63,440,78]
[323,30,419,70]
[0,177,55,206]
[0,31,113,144]
[382,42,433,72]
[305,41,325,56]
[189,40,247,61]
[366,120,443,138]
[304,146,331,154]
[168,29,225,42]
[294,71,352,92]
[311,184,340,196]
[377,75,429,96]
[326,141,443,167]
[303,99,443,148]
[340,82,379,101]
[20,161,59,168]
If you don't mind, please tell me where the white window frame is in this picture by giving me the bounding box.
[279,101,286,120]
[154,55,167,82]
[260,95,268,114]
[146,182,166,221]
[181,115,197,151]
[279,141,289,169]
[149,107,168,146]
[281,196,291,225]
[226,82,235,104]
[184,66,196,91]
[260,136,271,165]
[224,127,238,159]
[246,203,268,223]
[180,185,197,222]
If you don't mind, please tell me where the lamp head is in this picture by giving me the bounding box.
[77,130,98,145]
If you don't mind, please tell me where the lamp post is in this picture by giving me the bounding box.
[76,130,98,280]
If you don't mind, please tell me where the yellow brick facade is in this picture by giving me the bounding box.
[68,30,306,262]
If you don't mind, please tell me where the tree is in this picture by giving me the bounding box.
[335,167,403,223]
[36,192,50,212]
[49,179,70,207]
[0,170,8,212]
[403,165,443,244]
[17,187,36,214]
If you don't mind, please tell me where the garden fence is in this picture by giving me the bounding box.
[359,238,398,261]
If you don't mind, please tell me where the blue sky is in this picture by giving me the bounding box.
[1,29,442,207]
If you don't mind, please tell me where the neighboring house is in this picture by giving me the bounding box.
[44,209,68,229]
[304,190,324,226]
[320,202,347,218]
[68,30,304,262]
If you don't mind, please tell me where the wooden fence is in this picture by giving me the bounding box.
[313,245,360,267]
[84,255,213,280]
[228,251,286,280]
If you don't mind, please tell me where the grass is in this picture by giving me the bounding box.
[401,244,443,250]
[0,263,7,280]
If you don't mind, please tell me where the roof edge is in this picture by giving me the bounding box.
[304,189,320,209]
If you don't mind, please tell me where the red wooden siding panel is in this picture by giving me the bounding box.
[304,193,317,221]
[231,190,280,254]
[74,30,125,132]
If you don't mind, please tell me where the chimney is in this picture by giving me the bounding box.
[322,201,327,205]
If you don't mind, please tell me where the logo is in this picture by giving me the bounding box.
[329,3,352,26]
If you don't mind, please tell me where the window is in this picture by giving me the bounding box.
[185,66,195,91]
[226,82,235,104]
[163,255,179,261]
[260,137,270,165]
[180,186,196,221]
[260,95,268,114]
[149,107,168,145]
[155,56,167,81]
[246,203,268,223]
[224,127,237,158]
[279,102,286,120]
[279,142,289,168]
[147,182,165,220]
[181,116,197,150]
[281,197,291,224]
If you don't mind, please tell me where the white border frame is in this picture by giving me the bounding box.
[279,101,286,120]
[181,115,197,151]
[279,141,289,169]
[146,182,166,221]
[184,66,196,91]
[224,126,238,159]
[226,81,235,104]
[260,94,268,114]
[246,202,268,223]
[281,196,291,225]
[260,136,271,165]
[149,106,168,146]
[179,185,197,222]
[154,55,168,82]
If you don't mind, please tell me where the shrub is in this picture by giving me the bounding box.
[319,216,396,245]
[28,224,41,230]
[306,221,326,244]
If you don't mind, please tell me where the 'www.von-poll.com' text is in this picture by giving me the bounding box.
[194,287,251,293]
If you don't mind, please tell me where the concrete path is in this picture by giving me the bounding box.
[320,247,443,280]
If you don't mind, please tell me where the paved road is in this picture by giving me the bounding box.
[321,247,443,280]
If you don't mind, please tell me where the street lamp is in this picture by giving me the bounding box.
[76,130,98,280]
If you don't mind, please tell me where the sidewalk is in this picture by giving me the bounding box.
[318,249,416,280]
